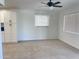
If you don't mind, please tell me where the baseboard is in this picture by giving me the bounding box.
[59,39,79,50]
[3,41,18,44]
[3,39,59,43]
[18,39,58,42]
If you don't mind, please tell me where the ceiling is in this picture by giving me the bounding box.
[3,0,79,10]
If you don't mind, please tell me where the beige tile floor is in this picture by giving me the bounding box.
[3,39,79,59]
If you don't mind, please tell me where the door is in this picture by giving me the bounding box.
[4,11,17,43]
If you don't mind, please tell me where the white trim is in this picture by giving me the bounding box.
[63,16,66,32]
[64,31,79,35]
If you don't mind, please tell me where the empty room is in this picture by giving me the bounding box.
[0,0,79,59]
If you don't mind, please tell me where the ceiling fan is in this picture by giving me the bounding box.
[41,0,63,8]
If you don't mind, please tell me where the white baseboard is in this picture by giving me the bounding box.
[18,39,58,42]
[59,38,79,50]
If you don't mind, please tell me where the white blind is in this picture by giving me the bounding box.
[35,15,49,26]
[63,13,79,34]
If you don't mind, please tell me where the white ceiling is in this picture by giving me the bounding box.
[4,0,79,10]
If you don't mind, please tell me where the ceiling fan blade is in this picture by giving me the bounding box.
[54,5,63,7]
[54,1,61,4]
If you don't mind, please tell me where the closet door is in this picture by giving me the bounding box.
[4,11,17,43]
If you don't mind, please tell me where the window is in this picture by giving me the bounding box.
[63,13,79,34]
[35,15,49,26]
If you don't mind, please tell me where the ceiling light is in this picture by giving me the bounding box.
[49,7,54,10]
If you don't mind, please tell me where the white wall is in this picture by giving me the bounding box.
[17,10,59,41]
[59,8,79,49]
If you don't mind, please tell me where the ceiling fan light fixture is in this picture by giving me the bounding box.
[41,0,63,9]
[49,6,53,10]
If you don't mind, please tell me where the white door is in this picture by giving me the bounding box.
[4,11,17,43]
